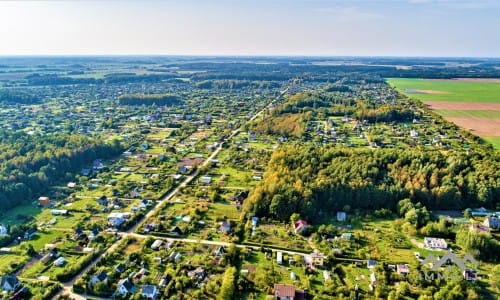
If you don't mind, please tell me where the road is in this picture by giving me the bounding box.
[52,93,283,300]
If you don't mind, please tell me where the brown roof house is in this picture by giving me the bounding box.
[274,284,305,300]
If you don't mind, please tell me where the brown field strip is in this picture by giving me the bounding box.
[444,117,500,136]
[424,101,500,110]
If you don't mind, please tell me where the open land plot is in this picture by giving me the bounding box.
[387,78,500,103]
[445,117,500,136]
[387,78,500,148]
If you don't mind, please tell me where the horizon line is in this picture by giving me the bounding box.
[0,54,499,59]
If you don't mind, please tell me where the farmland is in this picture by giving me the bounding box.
[387,78,500,149]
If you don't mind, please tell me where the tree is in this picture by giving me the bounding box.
[219,266,237,300]
[25,244,36,257]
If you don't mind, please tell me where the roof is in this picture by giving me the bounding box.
[274,284,296,297]
[96,270,107,281]
[142,284,157,295]
[1,274,19,288]
[118,278,134,291]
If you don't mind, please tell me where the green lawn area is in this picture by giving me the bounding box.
[387,78,500,103]
[434,110,500,118]
[483,137,500,150]
[1,205,41,226]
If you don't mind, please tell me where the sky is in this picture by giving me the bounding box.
[0,0,499,57]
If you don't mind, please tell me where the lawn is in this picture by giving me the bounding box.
[387,78,500,103]
[1,204,41,226]
[483,137,500,150]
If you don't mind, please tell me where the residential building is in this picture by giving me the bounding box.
[424,237,448,249]
[141,285,158,299]
[1,274,20,292]
[274,284,305,300]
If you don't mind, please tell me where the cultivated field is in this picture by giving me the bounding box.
[387,78,500,149]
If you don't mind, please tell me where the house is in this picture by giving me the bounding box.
[159,274,172,288]
[274,284,305,300]
[24,228,37,240]
[1,274,20,292]
[54,256,66,267]
[367,259,377,270]
[116,278,135,295]
[0,225,7,235]
[115,263,126,274]
[39,196,50,207]
[370,272,377,283]
[51,209,68,216]
[251,216,259,227]
[91,270,108,286]
[151,240,163,250]
[463,268,477,281]
[294,220,308,234]
[9,286,30,300]
[277,252,283,265]
[107,212,131,227]
[220,221,231,233]
[81,168,91,176]
[97,195,109,206]
[67,182,76,189]
[214,246,225,259]
[188,267,207,281]
[323,270,331,281]
[484,217,500,230]
[469,224,489,234]
[424,237,448,249]
[200,176,212,185]
[336,211,347,222]
[310,252,325,268]
[341,232,353,241]
[171,226,183,236]
[396,264,410,276]
[141,285,159,299]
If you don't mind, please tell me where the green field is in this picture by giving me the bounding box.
[387,78,500,103]
[483,137,500,150]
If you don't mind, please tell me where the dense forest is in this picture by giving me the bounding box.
[0,89,41,104]
[0,131,124,213]
[118,94,183,106]
[243,145,500,222]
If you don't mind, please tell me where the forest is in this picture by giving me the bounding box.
[243,145,500,222]
[0,130,124,213]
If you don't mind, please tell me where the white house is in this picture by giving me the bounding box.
[200,176,212,185]
[277,252,283,265]
[151,240,163,250]
[116,278,135,295]
[107,212,131,227]
[54,257,66,267]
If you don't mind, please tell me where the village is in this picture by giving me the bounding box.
[0,58,498,300]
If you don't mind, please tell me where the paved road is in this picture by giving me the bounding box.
[52,94,283,300]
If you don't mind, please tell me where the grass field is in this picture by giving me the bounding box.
[387,78,500,150]
[387,78,500,103]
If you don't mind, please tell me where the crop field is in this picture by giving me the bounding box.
[387,78,500,103]
[387,78,500,149]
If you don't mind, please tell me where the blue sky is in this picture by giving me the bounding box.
[0,0,498,56]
